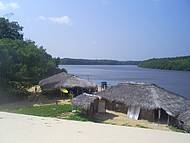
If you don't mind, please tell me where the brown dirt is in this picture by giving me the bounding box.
[95,110,171,131]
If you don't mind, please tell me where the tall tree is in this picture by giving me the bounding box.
[0,18,23,40]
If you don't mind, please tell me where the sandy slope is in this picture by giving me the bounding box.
[0,112,189,143]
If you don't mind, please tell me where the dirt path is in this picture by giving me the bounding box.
[0,112,189,143]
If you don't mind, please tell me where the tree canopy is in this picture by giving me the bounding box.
[138,56,190,71]
[0,18,23,40]
[0,17,66,99]
[0,39,64,84]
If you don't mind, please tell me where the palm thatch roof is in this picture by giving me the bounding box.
[96,82,190,117]
[39,72,96,91]
[178,110,190,123]
[178,110,190,132]
[72,93,102,110]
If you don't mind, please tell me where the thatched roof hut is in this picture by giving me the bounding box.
[178,110,190,132]
[39,72,97,91]
[72,93,106,115]
[96,82,190,118]
[72,93,101,110]
[178,110,190,123]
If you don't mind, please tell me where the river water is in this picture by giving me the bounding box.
[60,65,190,99]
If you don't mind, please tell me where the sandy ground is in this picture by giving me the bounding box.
[0,112,190,143]
[96,110,171,131]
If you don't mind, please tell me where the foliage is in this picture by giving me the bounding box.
[0,18,23,40]
[0,39,64,85]
[139,56,190,71]
[0,17,66,100]
[60,58,140,65]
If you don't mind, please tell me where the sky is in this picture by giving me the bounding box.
[0,0,190,60]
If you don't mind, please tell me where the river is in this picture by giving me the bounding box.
[59,65,190,99]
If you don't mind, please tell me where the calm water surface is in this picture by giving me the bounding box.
[60,65,190,99]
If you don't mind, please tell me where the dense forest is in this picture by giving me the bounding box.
[60,58,140,65]
[139,56,190,71]
[0,18,65,101]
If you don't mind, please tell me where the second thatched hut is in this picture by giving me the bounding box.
[178,110,190,132]
[72,93,106,116]
[39,72,97,97]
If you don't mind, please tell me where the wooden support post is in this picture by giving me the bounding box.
[158,109,161,123]
[167,115,170,125]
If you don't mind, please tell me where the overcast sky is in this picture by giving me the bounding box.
[0,0,190,60]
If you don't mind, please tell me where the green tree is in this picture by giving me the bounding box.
[0,39,64,84]
[0,18,23,40]
[139,56,190,71]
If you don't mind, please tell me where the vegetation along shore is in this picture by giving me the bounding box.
[61,56,190,71]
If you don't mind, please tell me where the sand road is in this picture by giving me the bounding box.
[0,112,190,143]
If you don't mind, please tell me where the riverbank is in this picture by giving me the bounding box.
[0,112,189,143]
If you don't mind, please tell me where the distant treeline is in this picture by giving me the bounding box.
[60,58,140,65]
[61,56,190,71]
[139,56,190,71]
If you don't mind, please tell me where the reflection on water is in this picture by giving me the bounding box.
[60,65,190,99]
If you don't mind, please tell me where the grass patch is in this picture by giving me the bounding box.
[136,124,149,129]
[63,112,91,121]
[169,126,186,133]
[0,103,94,122]
[12,104,72,117]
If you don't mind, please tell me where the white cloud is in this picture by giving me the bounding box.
[49,16,71,25]
[38,16,72,25]
[38,16,46,20]
[0,1,19,11]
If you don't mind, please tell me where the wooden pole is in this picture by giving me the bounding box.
[167,115,170,125]
[158,109,161,123]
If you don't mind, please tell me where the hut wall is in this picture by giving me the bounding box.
[115,103,128,113]
[98,100,106,113]
[105,101,114,110]
[105,101,128,113]
[139,109,155,121]
[169,116,179,126]
[82,99,106,116]
[93,99,99,113]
